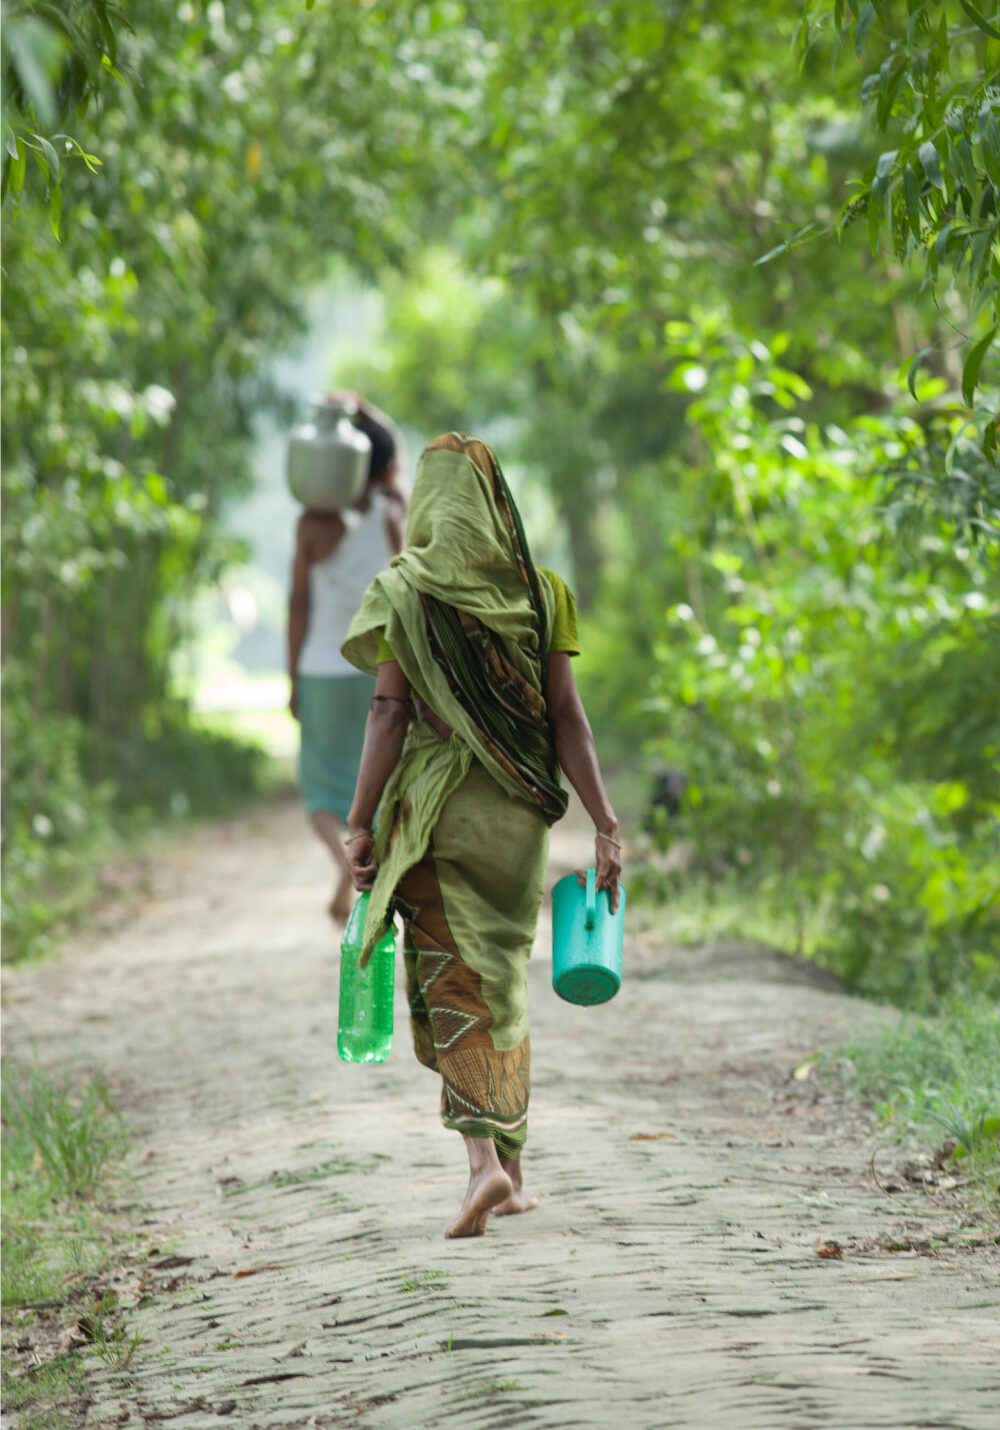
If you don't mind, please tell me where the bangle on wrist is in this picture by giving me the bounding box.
[595,830,623,850]
[345,829,372,847]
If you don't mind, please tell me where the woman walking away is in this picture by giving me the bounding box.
[341,433,622,1239]
[288,394,407,923]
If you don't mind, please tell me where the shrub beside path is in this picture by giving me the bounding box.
[5,799,999,1429]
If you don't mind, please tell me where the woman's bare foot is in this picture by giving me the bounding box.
[494,1154,540,1217]
[445,1167,512,1239]
[445,1135,513,1239]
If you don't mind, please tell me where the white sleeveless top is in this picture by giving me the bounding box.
[297,497,394,677]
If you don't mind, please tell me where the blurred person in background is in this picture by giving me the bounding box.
[288,394,407,923]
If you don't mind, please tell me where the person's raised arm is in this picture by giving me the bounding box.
[545,651,623,911]
[380,461,408,554]
[345,659,412,890]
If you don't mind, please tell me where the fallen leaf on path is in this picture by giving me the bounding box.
[629,1132,677,1141]
[814,1240,844,1259]
[148,1254,194,1271]
[232,1264,285,1279]
[58,1325,90,1351]
[793,1061,815,1081]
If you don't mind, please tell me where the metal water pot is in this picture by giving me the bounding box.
[286,397,372,512]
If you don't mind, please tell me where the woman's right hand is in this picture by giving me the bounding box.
[346,829,377,891]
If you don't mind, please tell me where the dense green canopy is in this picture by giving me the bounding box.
[3,0,997,1001]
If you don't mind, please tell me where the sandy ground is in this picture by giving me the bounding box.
[4,797,999,1430]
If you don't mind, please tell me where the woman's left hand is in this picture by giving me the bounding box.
[346,830,377,891]
[575,833,624,913]
[593,832,624,913]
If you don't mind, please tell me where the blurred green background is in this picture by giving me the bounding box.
[3,0,998,1013]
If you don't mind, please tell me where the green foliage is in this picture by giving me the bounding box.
[2,1067,125,1202]
[2,1065,137,1419]
[3,0,996,1009]
[835,994,1000,1190]
[1,1067,116,1306]
[1,1352,88,1430]
[80,1291,143,1367]
[798,0,999,461]
[803,2,1000,317]
[2,2,469,955]
[632,316,999,1005]
[1,0,129,235]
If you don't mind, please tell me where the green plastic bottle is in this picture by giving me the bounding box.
[337,893,395,1063]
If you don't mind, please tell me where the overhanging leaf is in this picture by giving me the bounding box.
[978,105,1000,188]
[906,347,935,400]
[49,180,62,241]
[902,164,922,238]
[956,0,1000,41]
[918,140,945,193]
[37,134,61,185]
[961,326,997,407]
[854,2,876,53]
[753,223,817,267]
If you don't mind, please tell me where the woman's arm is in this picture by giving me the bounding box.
[380,462,408,554]
[345,659,412,890]
[287,516,312,719]
[545,651,623,911]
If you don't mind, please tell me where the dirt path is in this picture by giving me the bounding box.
[5,799,999,1430]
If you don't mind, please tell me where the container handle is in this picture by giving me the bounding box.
[585,867,597,930]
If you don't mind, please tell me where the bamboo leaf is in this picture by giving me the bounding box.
[906,346,935,399]
[956,0,1000,41]
[961,326,997,407]
[978,105,1000,188]
[37,134,61,184]
[8,141,27,196]
[49,179,62,241]
[918,140,945,192]
[854,1,876,52]
[903,164,922,237]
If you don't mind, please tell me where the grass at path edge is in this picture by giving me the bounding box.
[2,1065,141,1428]
[825,995,1000,1225]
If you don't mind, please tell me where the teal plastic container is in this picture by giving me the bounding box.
[551,867,626,1006]
[338,893,396,1063]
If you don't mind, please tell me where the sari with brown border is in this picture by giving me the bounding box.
[341,434,569,1156]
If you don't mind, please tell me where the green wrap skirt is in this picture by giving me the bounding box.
[393,757,549,1161]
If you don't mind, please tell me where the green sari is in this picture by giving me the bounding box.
[341,434,568,1157]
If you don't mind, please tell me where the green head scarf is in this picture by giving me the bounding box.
[341,433,568,956]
